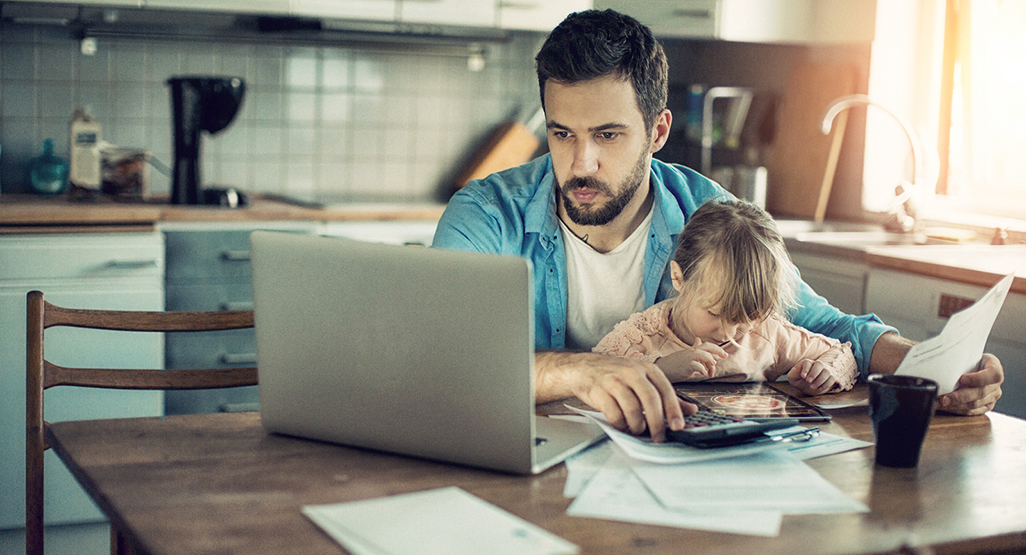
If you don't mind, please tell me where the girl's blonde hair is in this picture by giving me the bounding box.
[673,199,799,325]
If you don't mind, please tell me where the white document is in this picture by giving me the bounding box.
[895,273,1014,394]
[569,407,787,464]
[568,465,784,536]
[566,444,784,537]
[303,487,579,555]
[631,451,869,515]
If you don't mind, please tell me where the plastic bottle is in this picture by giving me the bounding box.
[69,107,102,199]
[27,139,69,195]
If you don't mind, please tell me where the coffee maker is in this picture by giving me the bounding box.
[167,76,246,205]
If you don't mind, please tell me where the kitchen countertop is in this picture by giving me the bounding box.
[0,194,447,232]
[2,196,1022,295]
[777,219,1026,295]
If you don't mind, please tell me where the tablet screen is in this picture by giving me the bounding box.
[673,382,831,422]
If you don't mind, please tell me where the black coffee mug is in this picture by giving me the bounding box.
[867,374,939,468]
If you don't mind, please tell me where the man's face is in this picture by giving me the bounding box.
[544,75,657,227]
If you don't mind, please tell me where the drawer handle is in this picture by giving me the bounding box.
[105,259,159,269]
[220,301,254,311]
[221,250,251,261]
[220,353,258,365]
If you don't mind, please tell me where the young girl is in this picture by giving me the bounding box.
[593,199,857,396]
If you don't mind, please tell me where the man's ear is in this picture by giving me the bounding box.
[650,109,672,154]
[670,260,684,292]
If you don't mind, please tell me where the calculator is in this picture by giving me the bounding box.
[666,411,799,448]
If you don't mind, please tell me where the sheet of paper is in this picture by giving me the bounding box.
[303,487,579,555]
[569,407,788,464]
[631,451,868,515]
[895,273,1014,394]
[563,441,614,498]
[566,444,784,537]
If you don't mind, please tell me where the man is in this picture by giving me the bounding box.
[432,9,1003,441]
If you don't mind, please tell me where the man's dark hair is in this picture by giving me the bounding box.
[535,9,668,132]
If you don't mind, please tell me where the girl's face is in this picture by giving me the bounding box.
[669,261,750,346]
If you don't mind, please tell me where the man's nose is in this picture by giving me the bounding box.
[571,140,599,177]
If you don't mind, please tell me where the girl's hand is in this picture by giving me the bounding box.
[656,339,727,381]
[788,359,837,396]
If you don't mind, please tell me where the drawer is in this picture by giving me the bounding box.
[0,232,163,281]
[166,282,254,311]
[164,230,256,282]
[166,330,256,369]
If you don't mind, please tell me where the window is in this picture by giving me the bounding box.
[866,0,1026,221]
[940,0,1026,219]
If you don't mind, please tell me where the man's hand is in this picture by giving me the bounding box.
[938,353,1003,415]
[870,333,1004,415]
[535,351,697,442]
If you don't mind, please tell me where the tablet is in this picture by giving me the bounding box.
[673,382,832,422]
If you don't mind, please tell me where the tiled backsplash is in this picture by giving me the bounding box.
[0,22,544,202]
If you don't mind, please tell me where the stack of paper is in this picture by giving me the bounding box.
[563,410,871,537]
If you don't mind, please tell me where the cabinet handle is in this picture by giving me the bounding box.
[220,353,258,365]
[105,259,159,269]
[221,250,251,261]
[673,9,714,19]
[220,301,254,311]
[498,1,540,9]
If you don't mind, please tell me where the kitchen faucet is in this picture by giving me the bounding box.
[820,94,924,233]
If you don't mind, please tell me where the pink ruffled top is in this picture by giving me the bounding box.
[593,299,858,391]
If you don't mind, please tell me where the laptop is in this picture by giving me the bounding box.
[249,231,603,475]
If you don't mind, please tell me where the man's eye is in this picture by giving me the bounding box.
[599,132,618,140]
[552,131,570,139]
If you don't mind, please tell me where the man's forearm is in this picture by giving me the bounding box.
[534,350,591,403]
[867,331,916,375]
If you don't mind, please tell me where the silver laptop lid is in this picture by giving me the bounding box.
[251,231,538,474]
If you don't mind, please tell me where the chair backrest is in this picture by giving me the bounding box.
[25,290,257,555]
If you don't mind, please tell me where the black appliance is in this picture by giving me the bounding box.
[167,76,246,205]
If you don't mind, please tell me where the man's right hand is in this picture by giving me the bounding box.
[535,351,697,442]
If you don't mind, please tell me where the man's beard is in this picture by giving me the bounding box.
[559,150,649,227]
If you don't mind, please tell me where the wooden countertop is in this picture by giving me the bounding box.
[785,234,1026,296]
[0,194,447,232]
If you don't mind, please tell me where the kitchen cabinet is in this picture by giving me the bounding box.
[596,0,876,44]
[865,268,1026,419]
[291,0,396,21]
[161,219,437,415]
[162,221,317,414]
[400,0,495,28]
[144,0,291,14]
[790,250,869,316]
[0,232,165,530]
[497,0,592,32]
[318,219,438,245]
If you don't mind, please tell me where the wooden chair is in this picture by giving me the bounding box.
[26,290,258,555]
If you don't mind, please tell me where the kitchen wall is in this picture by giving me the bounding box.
[1,19,873,212]
[0,22,544,202]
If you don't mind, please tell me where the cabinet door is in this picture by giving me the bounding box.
[789,252,868,315]
[292,0,397,20]
[0,287,164,529]
[145,0,290,14]
[0,233,164,529]
[596,0,717,38]
[498,0,592,32]
[399,0,495,28]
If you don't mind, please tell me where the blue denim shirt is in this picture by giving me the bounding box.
[432,155,894,379]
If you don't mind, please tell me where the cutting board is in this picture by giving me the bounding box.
[453,108,544,191]
[765,61,858,219]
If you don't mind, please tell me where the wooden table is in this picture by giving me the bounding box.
[47,387,1026,555]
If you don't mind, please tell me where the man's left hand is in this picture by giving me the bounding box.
[937,353,1004,416]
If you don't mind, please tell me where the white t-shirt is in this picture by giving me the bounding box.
[558,208,653,350]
